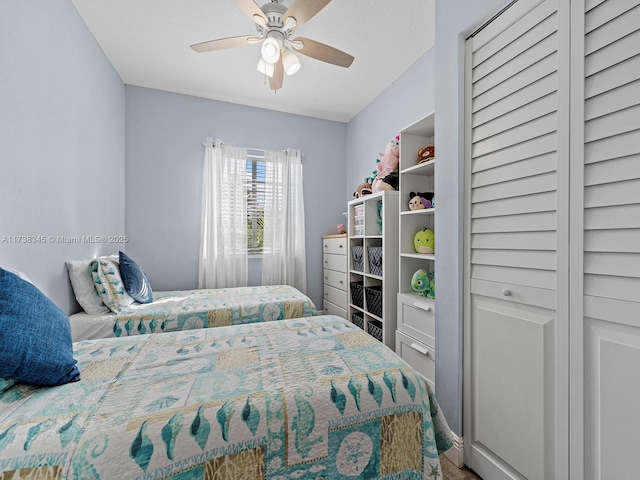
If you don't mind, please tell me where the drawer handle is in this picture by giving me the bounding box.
[412,301,433,313]
[339,244,343,248]
[502,289,511,297]
[339,280,344,284]
[325,292,328,296]
[325,276,328,280]
[324,244,327,248]
[410,342,430,356]
[325,260,328,264]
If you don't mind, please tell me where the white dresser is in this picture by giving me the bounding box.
[322,234,348,318]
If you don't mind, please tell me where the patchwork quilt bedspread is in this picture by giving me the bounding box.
[87,285,317,338]
[0,315,452,479]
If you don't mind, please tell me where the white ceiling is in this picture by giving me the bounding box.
[71,0,435,123]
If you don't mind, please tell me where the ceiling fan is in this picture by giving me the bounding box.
[190,0,355,91]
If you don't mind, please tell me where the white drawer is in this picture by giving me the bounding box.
[396,330,435,391]
[324,253,347,272]
[324,269,347,291]
[323,300,347,319]
[397,294,435,348]
[323,237,347,255]
[324,284,348,309]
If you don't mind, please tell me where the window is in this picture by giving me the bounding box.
[245,152,266,254]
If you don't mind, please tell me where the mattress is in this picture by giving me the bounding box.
[69,284,318,341]
[0,315,452,478]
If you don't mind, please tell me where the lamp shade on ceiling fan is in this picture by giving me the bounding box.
[261,37,282,64]
[281,48,301,75]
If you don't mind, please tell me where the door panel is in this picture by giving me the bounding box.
[465,0,565,478]
[471,296,555,480]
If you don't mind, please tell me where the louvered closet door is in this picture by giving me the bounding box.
[575,1,640,478]
[464,0,569,479]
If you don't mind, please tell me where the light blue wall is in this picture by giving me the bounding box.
[434,0,513,435]
[346,50,435,201]
[0,0,126,313]
[124,86,347,309]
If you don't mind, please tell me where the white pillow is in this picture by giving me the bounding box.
[66,259,111,314]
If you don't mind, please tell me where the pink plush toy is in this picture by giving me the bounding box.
[376,135,400,176]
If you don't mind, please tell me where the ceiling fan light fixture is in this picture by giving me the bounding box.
[261,36,282,64]
[281,48,301,75]
[257,58,274,78]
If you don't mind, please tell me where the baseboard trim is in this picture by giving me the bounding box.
[444,433,464,468]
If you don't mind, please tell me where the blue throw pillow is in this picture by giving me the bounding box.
[119,251,153,303]
[0,268,80,386]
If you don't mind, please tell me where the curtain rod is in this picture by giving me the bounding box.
[202,141,265,152]
[202,140,302,158]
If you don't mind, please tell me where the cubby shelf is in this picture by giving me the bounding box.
[396,112,437,390]
[347,190,399,349]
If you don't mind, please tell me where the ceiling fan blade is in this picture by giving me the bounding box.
[293,37,354,68]
[190,35,260,53]
[284,0,332,29]
[269,58,284,90]
[235,0,267,23]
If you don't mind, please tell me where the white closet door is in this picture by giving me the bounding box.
[574,1,640,478]
[464,0,569,479]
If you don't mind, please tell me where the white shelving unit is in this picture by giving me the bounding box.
[396,113,437,389]
[347,190,399,349]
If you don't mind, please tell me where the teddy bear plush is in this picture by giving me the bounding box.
[417,145,435,164]
[408,191,434,210]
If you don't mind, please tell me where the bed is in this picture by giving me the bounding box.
[66,254,317,341]
[68,285,319,342]
[0,315,452,479]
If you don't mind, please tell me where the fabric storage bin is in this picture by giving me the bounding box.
[367,247,383,276]
[354,216,365,226]
[351,312,364,330]
[365,285,383,318]
[350,281,364,308]
[351,246,364,270]
[354,225,364,236]
[353,204,364,217]
[367,320,383,342]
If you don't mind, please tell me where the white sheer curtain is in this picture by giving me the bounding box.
[198,138,249,288]
[261,148,307,293]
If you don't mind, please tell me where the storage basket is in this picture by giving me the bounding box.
[367,247,383,276]
[364,285,383,318]
[351,245,364,271]
[350,281,364,308]
[367,320,383,342]
[354,204,364,217]
[354,225,364,236]
[351,312,364,330]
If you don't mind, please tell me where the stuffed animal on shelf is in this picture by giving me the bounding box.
[353,182,372,198]
[370,135,400,192]
[414,228,435,254]
[372,171,399,192]
[377,135,400,175]
[417,145,435,164]
[408,191,434,210]
[411,269,435,298]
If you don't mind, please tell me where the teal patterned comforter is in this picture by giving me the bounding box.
[0,315,452,479]
[107,285,317,337]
